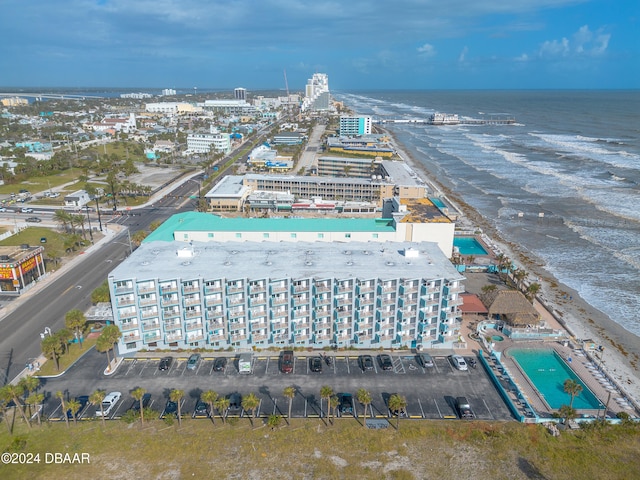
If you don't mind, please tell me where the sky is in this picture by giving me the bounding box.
[1,0,638,91]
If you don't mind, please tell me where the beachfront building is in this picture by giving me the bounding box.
[0,244,46,294]
[339,115,372,136]
[144,211,455,258]
[317,156,378,178]
[108,240,465,354]
[302,73,331,112]
[326,136,394,157]
[202,99,256,115]
[145,102,201,115]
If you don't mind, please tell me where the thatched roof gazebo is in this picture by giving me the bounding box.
[484,289,540,327]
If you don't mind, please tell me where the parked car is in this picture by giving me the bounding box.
[456,396,475,419]
[358,354,374,372]
[193,399,209,418]
[227,392,242,411]
[310,356,323,373]
[450,355,468,371]
[25,217,41,223]
[129,393,151,412]
[20,207,34,213]
[213,357,227,372]
[280,350,294,374]
[96,391,121,417]
[66,395,89,419]
[337,393,353,416]
[418,353,434,368]
[0,207,7,212]
[49,192,60,198]
[158,357,173,371]
[378,354,393,371]
[163,399,178,418]
[186,353,201,371]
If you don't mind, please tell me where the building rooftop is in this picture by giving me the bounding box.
[398,198,452,223]
[204,175,248,198]
[243,173,393,186]
[143,212,398,243]
[111,240,464,283]
[380,160,427,187]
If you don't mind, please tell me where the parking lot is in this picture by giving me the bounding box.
[37,348,513,423]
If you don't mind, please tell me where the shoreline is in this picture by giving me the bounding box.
[383,127,640,402]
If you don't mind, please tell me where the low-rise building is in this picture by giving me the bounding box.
[0,245,46,294]
[64,190,92,208]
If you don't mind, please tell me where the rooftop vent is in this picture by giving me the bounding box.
[140,261,149,266]
[265,261,273,266]
[346,261,354,266]
[224,261,232,266]
[182,261,192,266]
[343,250,352,255]
[176,247,193,258]
[363,250,371,255]
[404,248,419,258]
[385,261,395,267]
[305,261,313,266]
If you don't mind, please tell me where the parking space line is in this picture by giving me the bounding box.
[209,361,216,375]
[125,359,137,375]
[345,357,350,374]
[417,398,426,418]
[482,398,494,420]
[433,398,442,418]
[395,357,406,374]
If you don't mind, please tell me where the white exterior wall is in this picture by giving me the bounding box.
[174,230,401,243]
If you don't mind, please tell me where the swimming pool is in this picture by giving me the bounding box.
[509,349,602,410]
[453,237,489,256]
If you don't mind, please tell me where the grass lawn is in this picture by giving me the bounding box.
[35,337,98,377]
[0,417,638,479]
[0,172,81,195]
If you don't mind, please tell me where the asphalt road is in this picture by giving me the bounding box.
[0,186,198,385]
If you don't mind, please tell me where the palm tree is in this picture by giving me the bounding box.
[18,376,40,415]
[41,335,64,371]
[54,209,72,233]
[388,394,408,430]
[0,397,11,433]
[0,384,30,431]
[563,379,583,410]
[526,282,541,303]
[283,386,296,424]
[65,309,87,349]
[267,414,282,430]
[356,388,372,428]
[169,389,185,426]
[56,391,70,428]
[513,269,528,292]
[90,390,106,428]
[96,335,112,370]
[26,392,45,426]
[329,395,339,425]
[201,390,218,424]
[56,328,73,355]
[131,230,148,247]
[319,385,333,420]
[241,393,260,427]
[97,325,122,371]
[67,399,81,426]
[559,404,577,424]
[131,387,147,424]
[214,396,230,424]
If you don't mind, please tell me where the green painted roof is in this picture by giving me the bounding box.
[143,212,396,243]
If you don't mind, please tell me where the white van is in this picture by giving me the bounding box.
[96,391,122,417]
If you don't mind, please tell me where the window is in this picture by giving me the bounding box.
[183,234,188,240]
[263,233,270,239]
[372,233,378,239]
[235,233,242,238]
[317,233,324,239]
[345,233,351,238]
[290,233,297,239]
[208,233,214,238]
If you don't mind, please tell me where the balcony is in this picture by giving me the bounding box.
[227,296,245,306]
[378,332,394,341]
[209,331,226,341]
[116,297,135,307]
[357,285,375,295]
[336,309,352,319]
[380,297,396,307]
[186,332,205,343]
[294,333,311,341]
[314,332,332,341]
[271,320,288,331]
[204,284,223,294]
[229,333,248,342]
[270,285,288,294]
[227,285,245,294]
[271,296,288,306]
[119,309,137,319]
[251,332,269,342]
[249,297,266,307]
[163,310,180,319]
[250,320,269,331]
[164,320,181,330]
[184,296,202,307]
[271,308,288,319]
[335,319,351,329]
[293,284,309,293]
[141,320,160,330]
[161,297,179,307]
[314,285,331,293]
[273,332,289,342]
[400,285,419,295]
[315,298,331,307]
[122,332,141,342]
[183,285,200,294]
[185,320,203,331]
[139,297,158,307]
[335,297,353,307]
[120,321,139,332]
[165,332,183,342]
[138,286,156,294]
[143,331,161,343]
[336,285,353,294]
[159,285,178,294]
[249,284,266,294]
[115,285,133,294]
[380,285,396,293]
[141,309,159,319]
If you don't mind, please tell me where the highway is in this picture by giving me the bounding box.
[0,180,200,385]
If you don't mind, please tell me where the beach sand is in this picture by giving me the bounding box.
[387,133,640,403]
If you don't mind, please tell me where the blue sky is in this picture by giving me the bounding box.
[1,0,637,90]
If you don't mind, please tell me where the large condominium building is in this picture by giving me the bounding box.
[302,73,331,112]
[109,240,465,354]
[202,99,256,115]
[234,88,247,100]
[145,102,201,115]
[339,115,372,136]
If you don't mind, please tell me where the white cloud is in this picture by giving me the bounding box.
[538,25,610,58]
[515,53,529,62]
[417,43,436,57]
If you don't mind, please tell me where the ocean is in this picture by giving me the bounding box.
[335,90,640,338]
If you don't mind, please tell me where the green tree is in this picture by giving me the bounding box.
[214,396,230,424]
[56,328,74,355]
[26,392,45,426]
[526,282,541,303]
[267,414,282,430]
[65,309,87,349]
[131,387,147,424]
[356,388,372,428]
[241,393,260,427]
[41,335,64,371]
[563,379,583,410]
[67,398,81,426]
[0,384,31,431]
[18,376,40,418]
[283,386,296,425]
[92,279,111,303]
[559,404,577,424]
[131,230,148,247]
[319,385,333,421]
[201,390,218,424]
[0,397,11,433]
[56,391,69,429]
[98,325,122,371]
[169,389,185,426]
[90,390,106,428]
[329,395,339,426]
[54,209,73,233]
[96,334,112,370]
[388,394,408,430]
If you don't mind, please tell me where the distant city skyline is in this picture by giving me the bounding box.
[1,0,637,90]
